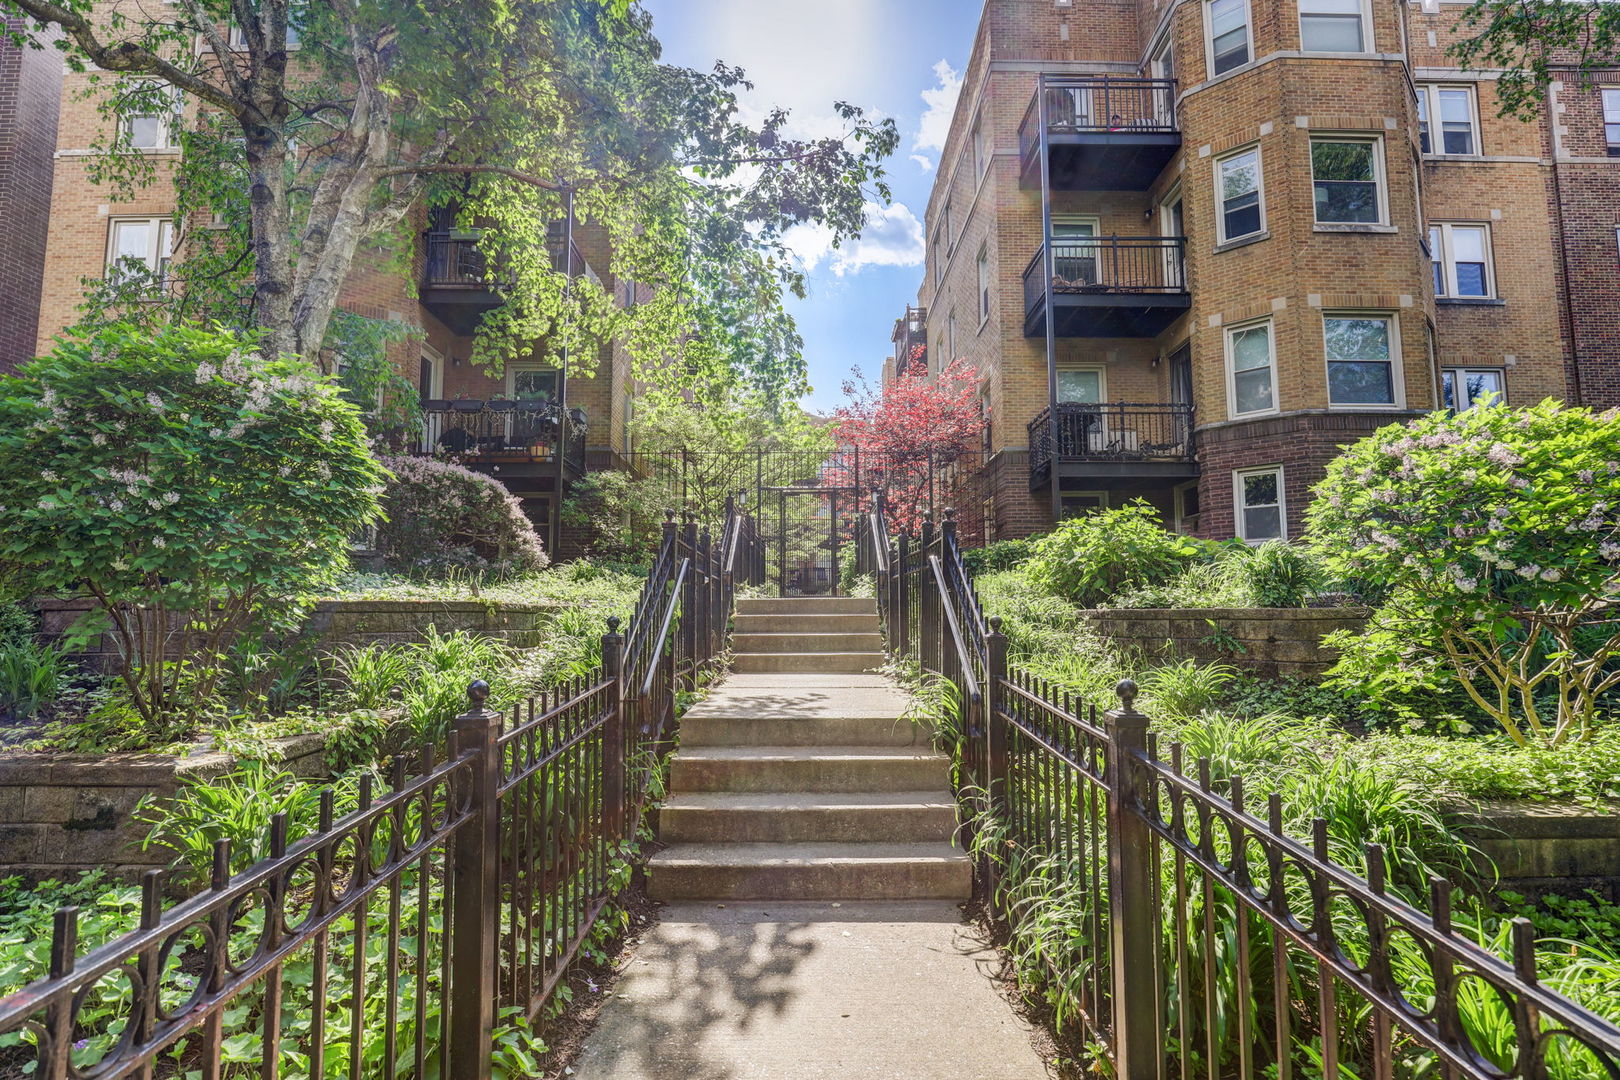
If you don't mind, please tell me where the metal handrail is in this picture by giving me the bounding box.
[928,554,982,705]
[640,558,688,699]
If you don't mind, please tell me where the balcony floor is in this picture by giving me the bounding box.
[1024,292,1192,339]
[1021,134,1182,191]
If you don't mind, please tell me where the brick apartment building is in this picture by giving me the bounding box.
[28,35,638,557]
[899,0,1620,543]
[0,18,62,374]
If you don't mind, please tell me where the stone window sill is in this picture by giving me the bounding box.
[1437,297,1506,307]
[1213,231,1270,254]
[1313,223,1399,234]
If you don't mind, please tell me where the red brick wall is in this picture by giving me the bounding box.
[0,21,62,371]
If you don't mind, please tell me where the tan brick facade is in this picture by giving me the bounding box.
[30,45,634,558]
[905,0,1617,543]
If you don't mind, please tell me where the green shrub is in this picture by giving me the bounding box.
[1139,659,1237,720]
[375,454,548,580]
[0,639,69,719]
[0,603,36,649]
[0,322,385,728]
[961,538,1036,576]
[1026,501,1208,608]
[1308,400,1620,745]
[1235,540,1324,607]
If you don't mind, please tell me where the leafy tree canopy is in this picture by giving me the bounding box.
[1450,0,1620,118]
[1,0,897,408]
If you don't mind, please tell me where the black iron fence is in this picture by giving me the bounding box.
[0,506,763,1079]
[416,399,587,471]
[1018,75,1179,160]
[1022,237,1188,313]
[422,232,601,291]
[1027,401,1195,474]
[859,505,1620,1080]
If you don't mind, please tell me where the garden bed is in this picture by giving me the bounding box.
[0,731,331,877]
[1081,606,1368,678]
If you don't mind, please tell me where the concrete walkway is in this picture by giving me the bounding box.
[568,901,1053,1080]
[569,606,1052,1079]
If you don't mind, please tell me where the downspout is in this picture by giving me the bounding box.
[1545,79,1584,404]
[1039,75,1061,524]
[554,186,575,558]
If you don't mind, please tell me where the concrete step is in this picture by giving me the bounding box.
[680,713,923,748]
[735,597,876,616]
[660,792,959,844]
[646,841,972,901]
[733,652,883,674]
[732,613,879,634]
[668,746,951,794]
[732,632,884,655]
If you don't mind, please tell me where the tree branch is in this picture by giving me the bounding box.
[5,0,244,115]
[375,162,570,191]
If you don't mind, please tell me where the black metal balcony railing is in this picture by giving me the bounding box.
[1028,401,1194,475]
[892,304,928,376]
[1022,237,1187,314]
[422,232,602,291]
[1018,75,1179,161]
[416,399,586,472]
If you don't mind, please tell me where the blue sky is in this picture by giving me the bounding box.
[640,0,983,413]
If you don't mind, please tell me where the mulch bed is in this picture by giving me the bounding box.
[964,895,1093,1080]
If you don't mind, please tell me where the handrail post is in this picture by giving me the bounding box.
[449,680,502,1080]
[920,513,938,673]
[681,511,698,691]
[1104,679,1161,1080]
[985,618,1009,820]
[602,619,627,843]
[896,534,910,658]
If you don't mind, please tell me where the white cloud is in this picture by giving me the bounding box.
[914,59,962,156]
[910,154,935,172]
[784,201,925,277]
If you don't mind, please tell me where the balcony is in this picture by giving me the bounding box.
[1019,76,1181,191]
[891,304,928,377]
[420,229,602,334]
[1023,237,1190,338]
[1028,402,1196,487]
[415,399,587,480]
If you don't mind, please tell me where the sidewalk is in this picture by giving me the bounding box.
[568,900,1053,1080]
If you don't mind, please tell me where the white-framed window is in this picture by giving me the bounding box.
[1215,145,1264,243]
[1061,492,1110,517]
[1299,0,1368,52]
[1207,0,1252,75]
[1224,318,1276,417]
[1604,88,1620,155]
[972,114,988,179]
[229,8,303,49]
[1428,222,1494,298]
[942,200,953,255]
[1235,466,1285,542]
[1416,84,1479,155]
[1057,365,1106,403]
[977,245,991,323]
[121,80,182,149]
[1173,480,1201,534]
[1324,313,1399,407]
[105,217,174,284]
[948,309,958,362]
[506,365,559,401]
[1441,367,1505,410]
[1310,136,1386,225]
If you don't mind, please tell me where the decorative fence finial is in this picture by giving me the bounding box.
[606,615,621,634]
[1114,679,1139,712]
[467,679,490,707]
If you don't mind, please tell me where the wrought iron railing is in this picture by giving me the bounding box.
[0,503,762,1078]
[1027,401,1194,475]
[422,232,601,291]
[892,304,928,377]
[1018,75,1179,162]
[416,399,587,471]
[860,503,1620,1080]
[1022,237,1187,314]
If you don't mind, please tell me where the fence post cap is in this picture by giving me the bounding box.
[1113,679,1140,712]
[988,615,1005,636]
[606,615,622,635]
[455,679,502,729]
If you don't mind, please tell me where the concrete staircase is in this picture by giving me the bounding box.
[648,596,970,901]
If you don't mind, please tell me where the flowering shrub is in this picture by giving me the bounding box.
[1025,501,1208,608]
[375,455,547,579]
[1307,401,1620,746]
[0,323,385,727]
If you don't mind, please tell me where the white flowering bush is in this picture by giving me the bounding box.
[0,323,387,728]
[375,455,547,579]
[1307,400,1620,746]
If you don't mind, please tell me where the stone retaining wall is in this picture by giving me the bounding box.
[1081,607,1369,678]
[0,732,330,878]
[1450,802,1620,902]
[33,596,559,670]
